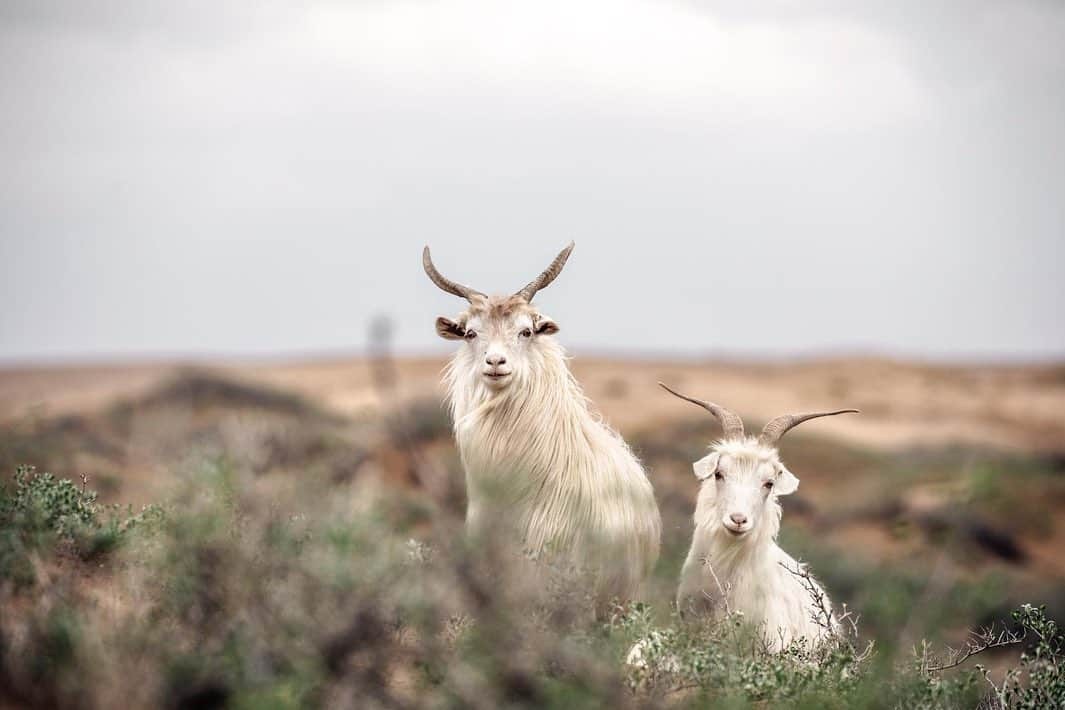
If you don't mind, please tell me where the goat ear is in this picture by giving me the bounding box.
[693,452,720,481]
[435,317,465,340]
[534,315,559,336]
[774,465,800,496]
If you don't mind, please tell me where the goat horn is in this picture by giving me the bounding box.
[758,409,860,447]
[658,382,746,441]
[423,246,485,301]
[515,241,575,302]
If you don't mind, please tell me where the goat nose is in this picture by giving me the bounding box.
[486,353,507,366]
[729,513,748,526]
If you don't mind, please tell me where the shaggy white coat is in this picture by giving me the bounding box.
[445,328,660,603]
[676,438,838,651]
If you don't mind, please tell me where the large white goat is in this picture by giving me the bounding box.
[423,243,661,607]
[661,383,858,651]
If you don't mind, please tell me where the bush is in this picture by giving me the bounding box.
[1,462,1063,709]
[989,604,1065,709]
[0,465,161,586]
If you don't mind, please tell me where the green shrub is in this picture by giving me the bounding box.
[2,461,1064,709]
[0,465,161,586]
[988,604,1065,709]
[1,466,99,536]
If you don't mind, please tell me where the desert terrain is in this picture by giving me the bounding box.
[2,354,1064,706]
[5,355,1065,450]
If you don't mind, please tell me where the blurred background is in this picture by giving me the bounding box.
[1,1,1065,706]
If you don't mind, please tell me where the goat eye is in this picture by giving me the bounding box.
[519,328,532,339]
[464,330,477,340]
[713,471,723,481]
[764,481,774,490]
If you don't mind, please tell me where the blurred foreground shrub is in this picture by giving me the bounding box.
[0,464,1063,709]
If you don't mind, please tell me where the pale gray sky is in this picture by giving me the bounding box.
[1,0,1063,362]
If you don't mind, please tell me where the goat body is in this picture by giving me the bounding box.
[447,333,660,604]
[677,451,837,651]
[657,384,855,652]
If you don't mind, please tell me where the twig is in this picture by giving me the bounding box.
[921,625,1024,673]
[700,556,732,617]
[779,560,835,634]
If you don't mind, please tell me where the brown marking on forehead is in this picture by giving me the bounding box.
[467,294,536,320]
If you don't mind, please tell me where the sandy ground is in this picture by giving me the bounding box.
[2,355,1063,453]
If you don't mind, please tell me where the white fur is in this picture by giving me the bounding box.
[677,438,837,651]
[442,301,661,604]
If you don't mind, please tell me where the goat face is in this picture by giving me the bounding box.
[658,383,858,541]
[424,243,572,390]
[692,443,799,539]
[436,295,559,391]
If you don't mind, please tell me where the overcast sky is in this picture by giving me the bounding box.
[1,0,1063,363]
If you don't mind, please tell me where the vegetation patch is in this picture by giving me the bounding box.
[0,465,161,587]
[1,464,1063,708]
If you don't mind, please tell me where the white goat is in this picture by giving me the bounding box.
[423,243,661,608]
[662,383,858,651]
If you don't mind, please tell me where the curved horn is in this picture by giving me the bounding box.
[423,246,485,301]
[515,241,575,302]
[658,382,745,441]
[758,409,860,447]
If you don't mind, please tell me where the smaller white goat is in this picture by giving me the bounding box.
[662,383,858,652]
